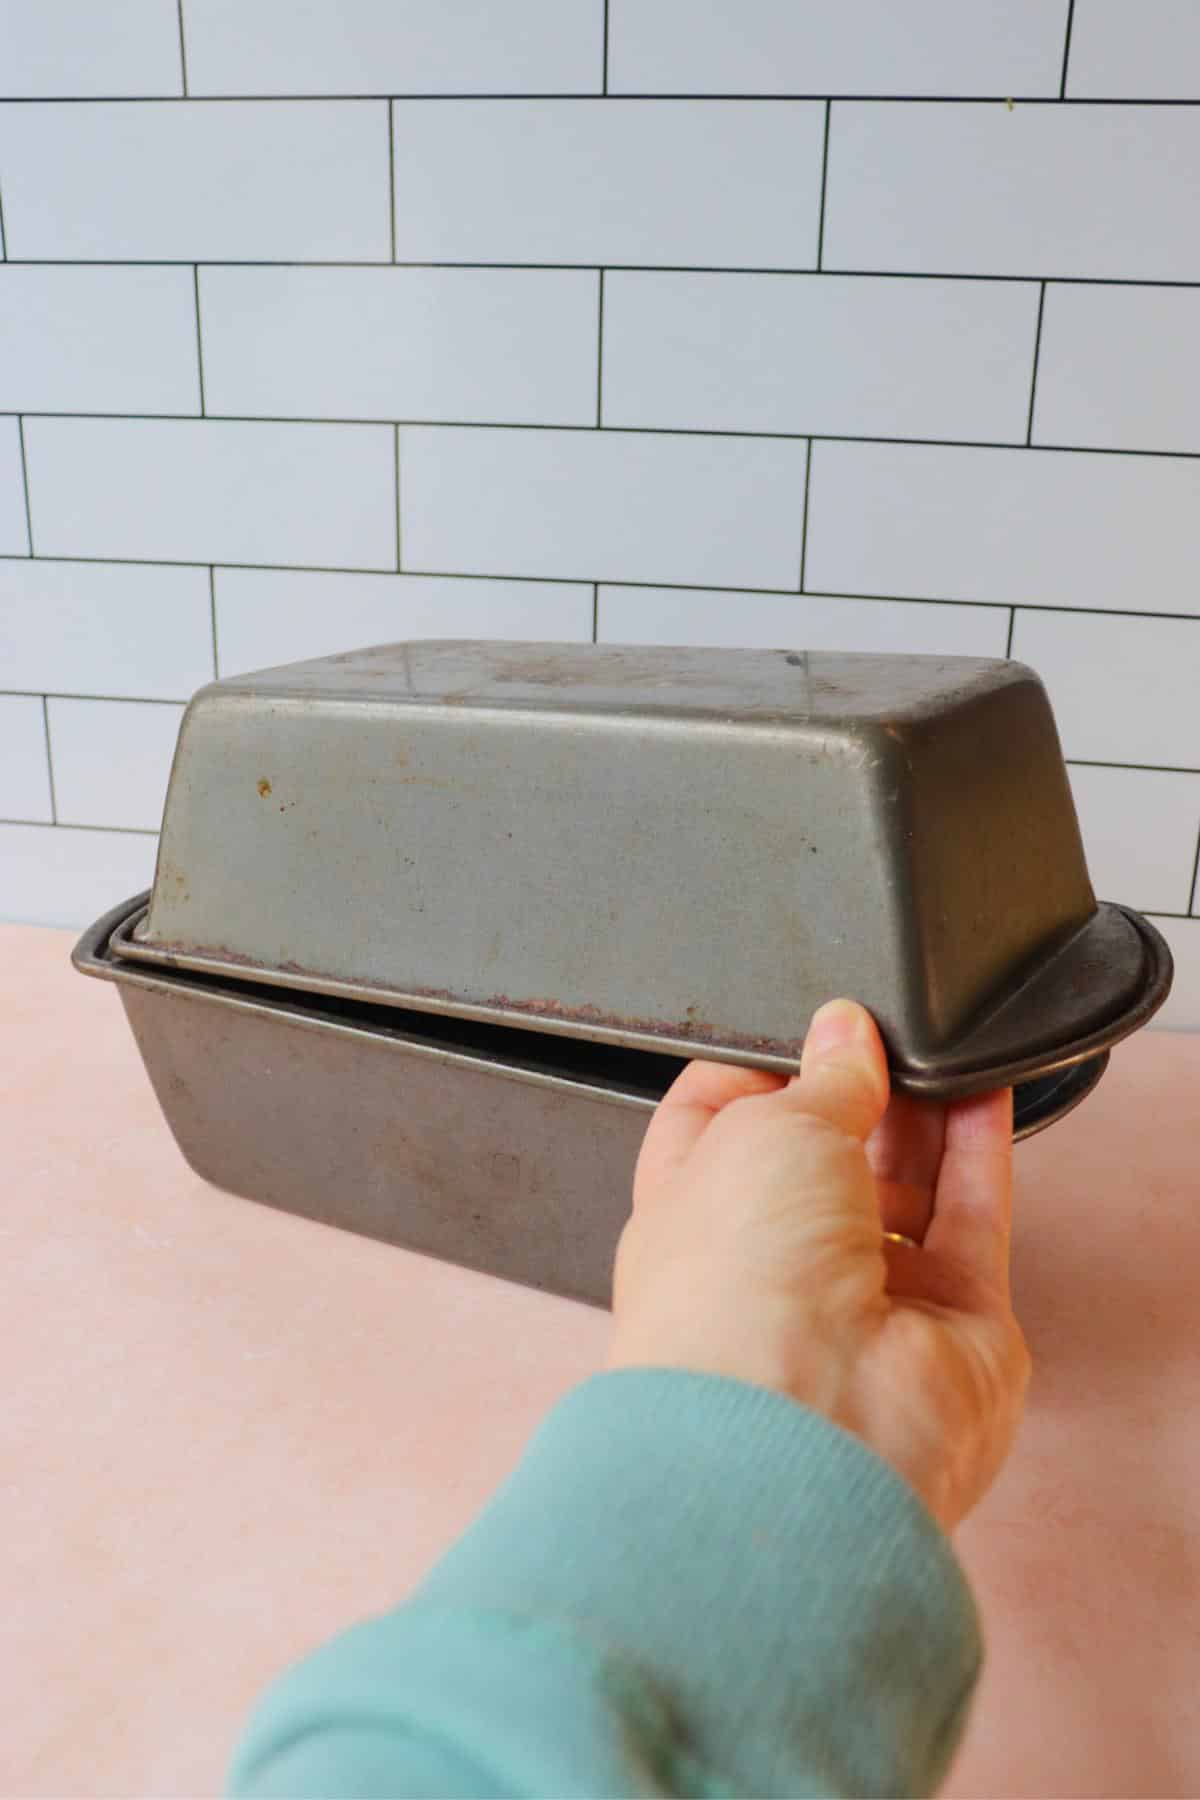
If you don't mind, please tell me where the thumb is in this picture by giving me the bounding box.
[781,998,891,1143]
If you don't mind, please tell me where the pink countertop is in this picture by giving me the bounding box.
[5,922,1200,1798]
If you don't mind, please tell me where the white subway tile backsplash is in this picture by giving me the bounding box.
[824,103,1200,281]
[1034,284,1200,455]
[1147,918,1200,1029]
[391,101,824,268]
[0,266,199,414]
[1,36,1200,952]
[0,418,30,554]
[0,101,390,261]
[805,440,1200,614]
[24,419,396,570]
[47,697,183,830]
[1068,764,1200,913]
[200,268,598,425]
[1068,0,1200,100]
[0,560,213,698]
[597,583,1007,655]
[0,695,53,821]
[0,822,157,925]
[0,0,182,98]
[184,0,604,96]
[214,569,593,677]
[598,585,1009,656]
[1011,609,1200,771]
[609,0,1067,97]
[399,427,807,588]
[602,272,1038,441]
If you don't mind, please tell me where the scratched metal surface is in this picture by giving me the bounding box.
[118,641,1142,1087]
[72,893,1142,1307]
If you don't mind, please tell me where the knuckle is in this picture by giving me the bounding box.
[787,1111,868,1171]
[754,1105,864,1174]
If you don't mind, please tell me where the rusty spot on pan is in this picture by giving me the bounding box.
[473,991,805,1059]
[127,936,805,1061]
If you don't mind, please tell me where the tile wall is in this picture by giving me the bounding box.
[0,0,1197,1026]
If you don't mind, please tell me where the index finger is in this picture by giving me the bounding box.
[923,1088,1014,1301]
[634,1058,786,1196]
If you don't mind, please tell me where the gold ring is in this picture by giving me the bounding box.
[883,1230,921,1251]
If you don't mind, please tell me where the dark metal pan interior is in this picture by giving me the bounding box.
[1011,1051,1110,1138]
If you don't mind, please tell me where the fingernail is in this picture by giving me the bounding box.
[806,998,871,1054]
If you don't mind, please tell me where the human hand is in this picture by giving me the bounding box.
[608,998,1031,1532]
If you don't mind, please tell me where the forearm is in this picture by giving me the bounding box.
[229,1370,981,1799]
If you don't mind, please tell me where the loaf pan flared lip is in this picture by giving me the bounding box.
[81,894,1157,1142]
[108,896,1172,1101]
[75,893,678,1112]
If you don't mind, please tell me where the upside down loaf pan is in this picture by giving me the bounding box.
[75,642,1173,1305]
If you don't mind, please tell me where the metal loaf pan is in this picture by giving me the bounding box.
[77,895,670,1306]
[118,641,1171,1098]
[76,895,1115,1307]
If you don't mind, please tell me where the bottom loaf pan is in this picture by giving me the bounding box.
[78,895,1110,1307]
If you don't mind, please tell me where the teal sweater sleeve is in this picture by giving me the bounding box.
[228,1370,981,1799]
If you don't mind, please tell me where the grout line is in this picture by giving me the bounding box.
[387,101,396,262]
[2,689,189,705]
[0,552,217,570]
[595,270,606,426]
[5,91,1200,104]
[15,416,34,553]
[40,697,58,824]
[821,592,1200,624]
[797,439,814,591]
[1026,281,1046,445]
[1005,607,1016,656]
[0,552,401,576]
[1,409,407,427]
[386,265,1200,289]
[2,258,405,269]
[1,554,1199,623]
[0,552,1197,625]
[192,266,207,414]
[394,425,402,570]
[592,582,599,642]
[1188,819,1200,915]
[0,816,159,838]
[1059,0,1077,102]
[1068,758,1200,776]
[13,410,1200,464]
[176,0,189,95]
[602,0,610,94]
[10,258,1200,288]
[208,566,219,676]
[815,101,832,269]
